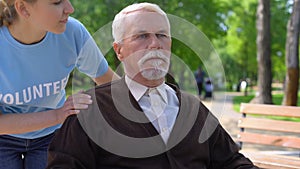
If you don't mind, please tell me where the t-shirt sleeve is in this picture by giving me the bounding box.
[73,19,109,78]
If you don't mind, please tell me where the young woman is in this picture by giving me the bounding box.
[0,0,115,168]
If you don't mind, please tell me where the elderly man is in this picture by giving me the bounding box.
[46,2,258,169]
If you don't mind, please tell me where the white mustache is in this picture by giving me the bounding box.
[139,51,169,64]
[137,50,170,80]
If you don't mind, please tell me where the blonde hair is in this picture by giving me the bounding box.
[0,0,36,27]
[112,2,170,43]
[0,0,15,26]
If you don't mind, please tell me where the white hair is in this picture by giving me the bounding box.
[112,2,170,43]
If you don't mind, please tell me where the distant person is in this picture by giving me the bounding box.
[204,78,214,100]
[47,2,258,169]
[194,66,205,97]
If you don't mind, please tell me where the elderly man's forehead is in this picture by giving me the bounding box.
[124,12,170,32]
[126,10,168,20]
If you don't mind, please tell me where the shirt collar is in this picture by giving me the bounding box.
[125,75,168,103]
[125,75,148,101]
[150,84,168,104]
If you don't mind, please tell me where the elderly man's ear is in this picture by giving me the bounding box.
[113,42,124,61]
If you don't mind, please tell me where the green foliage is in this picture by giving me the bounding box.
[66,0,293,95]
[214,0,291,89]
[70,0,229,69]
[270,0,291,82]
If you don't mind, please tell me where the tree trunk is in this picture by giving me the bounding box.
[254,0,273,104]
[282,0,300,106]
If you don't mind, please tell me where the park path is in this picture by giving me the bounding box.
[201,91,243,141]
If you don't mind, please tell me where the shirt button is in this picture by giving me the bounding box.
[162,127,168,132]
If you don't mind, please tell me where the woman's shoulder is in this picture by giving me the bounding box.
[62,17,90,40]
[66,17,86,30]
[67,17,82,25]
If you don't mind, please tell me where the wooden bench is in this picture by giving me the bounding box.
[237,103,300,169]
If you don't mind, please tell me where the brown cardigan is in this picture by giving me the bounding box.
[47,78,258,169]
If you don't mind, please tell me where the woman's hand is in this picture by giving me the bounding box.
[55,92,93,123]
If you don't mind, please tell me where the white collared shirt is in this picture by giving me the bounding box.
[125,76,179,143]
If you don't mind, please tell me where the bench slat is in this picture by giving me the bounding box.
[238,103,300,168]
[238,132,300,149]
[240,103,300,117]
[238,117,300,133]
[241,151,300,169]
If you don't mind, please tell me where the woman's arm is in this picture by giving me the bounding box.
[0,93,92,134]
[93,67,119,85]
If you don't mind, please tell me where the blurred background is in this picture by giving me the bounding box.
[68,0,300,106]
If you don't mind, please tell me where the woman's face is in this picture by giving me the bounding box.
[25,0,74,34]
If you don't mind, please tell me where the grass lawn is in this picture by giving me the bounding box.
[232,94,254,112]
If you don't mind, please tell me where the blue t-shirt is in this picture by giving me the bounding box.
[0,17,108,139]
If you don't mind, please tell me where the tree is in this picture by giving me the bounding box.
[282,0,300,106]
[217,0,258,89]
[216,0,291,89]
[254,0,273,104]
